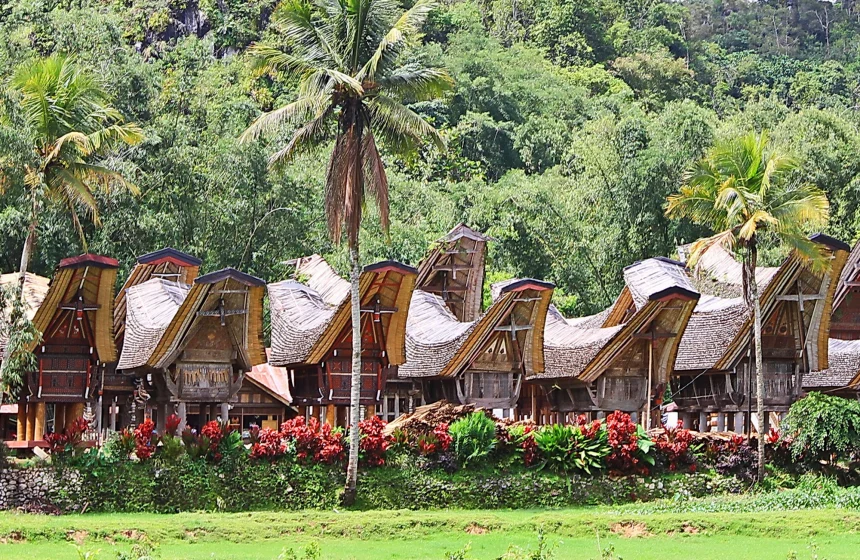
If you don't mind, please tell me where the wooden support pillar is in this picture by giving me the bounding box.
[365,405,375,419]
[96,395,103,437]
[382,397,389,421]
[716,413,726,432]
[66,402,83,428]
[679,412,691,429]
[630,411,638,424]
[34,402,46,440]
[734,412,745,433]
[26,405,36,441]
[220,402,230,424]
[17,405,26,441]
[325,405,336,427]
[177,402,187,432]
[156,403,166,434]
[109,400,118,432]
[698,412,709,432]
[597,411,606,420]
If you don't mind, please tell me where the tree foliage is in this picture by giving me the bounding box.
[782,392,860,464]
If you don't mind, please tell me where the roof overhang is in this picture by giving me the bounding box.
[58,254,119,269]
[363,260,419,275]
[499,278,555,294]
[137,248,202,267]
[810,233,850,253]
[195,267,265,287]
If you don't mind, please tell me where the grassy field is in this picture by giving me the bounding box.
[1,505,860,559]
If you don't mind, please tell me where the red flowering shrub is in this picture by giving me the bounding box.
[250,427,287,460]
[517,425,540,467]
[766,427,781,445]
[414,422,453,456]
[46,417,90,457]
[165,414,181,437]
[201,421,223,451]
[654,423,694,471]
[133,418,156,460]
[279,417,345,464]
[605,411,649,474]
[44,432,69,454]
[359,416,391,466]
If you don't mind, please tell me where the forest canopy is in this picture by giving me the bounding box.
[1,0,859,316]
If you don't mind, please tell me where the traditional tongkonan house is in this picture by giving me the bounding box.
[806,240,860,396]
[10,255,119,448]
[110,248,202,432]
[397,277,554,417]
[521,258,699,427]
[0,272,50,441]
[116,264,266,432]
[239,351,294,431]
[415,223,491,322]
[267,255,417,426]
[673,235,849,433]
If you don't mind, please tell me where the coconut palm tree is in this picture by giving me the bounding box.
[240,0,451,503]
[667,131,830,481]
[0,54,143,294]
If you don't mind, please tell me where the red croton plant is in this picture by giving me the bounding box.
[44,417,90,455]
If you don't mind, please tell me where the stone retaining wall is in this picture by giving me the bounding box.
[0,467,79,509]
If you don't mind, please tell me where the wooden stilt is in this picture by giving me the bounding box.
[34,402,47,440]
[26,405,36,441]
[325,405,336,427]
[17,404,26,441]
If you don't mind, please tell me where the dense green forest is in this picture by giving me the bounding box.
[2,0,860,315]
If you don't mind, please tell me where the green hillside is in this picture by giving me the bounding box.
[2,0,859,315]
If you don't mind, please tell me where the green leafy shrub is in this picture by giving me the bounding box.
[782,392,860,465]
[448,412,497,466]
[534,423,610,475]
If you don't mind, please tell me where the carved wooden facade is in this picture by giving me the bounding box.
[268,257,417,410]
[673,235,849,421]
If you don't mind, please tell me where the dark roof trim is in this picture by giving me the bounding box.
[195,267,265,287]
[363,260,419,275]
[58,254,119,269]
[137,247,202,266]
[649,286,699,302]
[623,256,687,271]
[439,223,495,243]
[499,278,555,294]
[810,233,851,253]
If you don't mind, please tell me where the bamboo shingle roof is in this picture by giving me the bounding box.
[675,235,849,373]
[806,339,860,389]
[29,254,119,362]
[114,248,201,348]
[0,272,50,355]
[117,278,191,370]
[416,223,490,322]
[534,257,699,383]
[399,279,554,379]
[268,255,417,367]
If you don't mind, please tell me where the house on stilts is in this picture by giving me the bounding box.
[672,235,849,432]
[7,255,119,448]
[520,257,699,426]
[267,255,417,426]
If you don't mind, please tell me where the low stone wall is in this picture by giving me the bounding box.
[0,467,79,510]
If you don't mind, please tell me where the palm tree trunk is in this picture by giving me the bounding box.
[745,240,766,482]
[17,219,36,298]
[343,244,362,506]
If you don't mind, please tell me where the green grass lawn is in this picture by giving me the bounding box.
[1,507,859,559]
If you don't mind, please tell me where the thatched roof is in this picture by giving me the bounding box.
[30,254,119,362]
[534,257,698,382]
[806,339,860,389]
[118,267,266,372]
[117,278,190,370]
[675,235,849,373]
[149,268,267,371]
[0,272,50,355]
[416,223,490,322]
[114,248,201,348]
[399,279,554,379]
[269,255,417,367]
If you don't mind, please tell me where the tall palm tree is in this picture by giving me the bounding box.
[0,54,143,294]
[240,0,451,503]
[667,131,829,481]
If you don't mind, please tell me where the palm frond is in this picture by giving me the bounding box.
[359,0,437,80]
[268,105,334,169]
[378,65,452,101]
[368,94,444,155]
[325,124,363,246]
[240,94,327,143]
[361,132,389,234]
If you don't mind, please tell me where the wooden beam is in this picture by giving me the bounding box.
[494,325,533,332]
[776,294,824,302]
